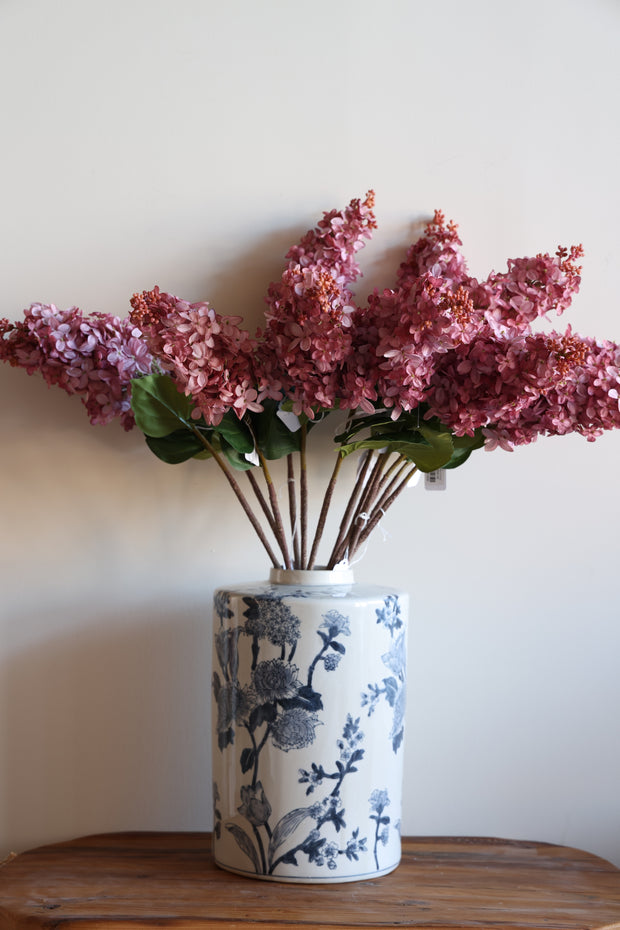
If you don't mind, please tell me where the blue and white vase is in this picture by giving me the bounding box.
[211,566,408,883]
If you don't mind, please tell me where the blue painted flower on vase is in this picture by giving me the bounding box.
[361,596,407,752]
[213,593,365,876]
[212,584,406,880]
[369,788,391,869]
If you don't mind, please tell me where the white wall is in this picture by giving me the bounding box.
[1,0,619,868]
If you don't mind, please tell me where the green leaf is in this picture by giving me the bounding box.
[131,374,195,437]
[334,411,395,445]
[339,422,454,473]
[443,429,486,470]
[220,437,255,471]
[213,411,255,454]
[340,437,451,472]
[248,400,303,460]
[145,430,211,465]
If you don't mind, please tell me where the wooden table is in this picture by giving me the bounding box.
[1,832,620,929]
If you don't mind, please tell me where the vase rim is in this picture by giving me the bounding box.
[269,566,355,586]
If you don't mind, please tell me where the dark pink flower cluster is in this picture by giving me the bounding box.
[471,246,584,334]
[129,286,272,425]
[341,208,620,448]
[0,303,152,429]
[479,335,620,449]
[342,212,485,417]
[396,210,468,291]
[256,192,376,417]
[285,190,377,287]
[3,194,619,451]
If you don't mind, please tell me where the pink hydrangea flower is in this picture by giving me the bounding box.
[256,192,376,417]
[3,194,618,458]
[129,286,271,425]
[0,303,152,429]
[345,212,484,418]
[285,190,376,286]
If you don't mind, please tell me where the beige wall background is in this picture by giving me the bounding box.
[1,0,619,866]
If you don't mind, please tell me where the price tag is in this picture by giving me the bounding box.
[425,469,446,491]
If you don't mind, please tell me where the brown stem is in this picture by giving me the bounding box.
[328,451,386,568]
[257,450,293,570]
[299,422,308,568]
[370,457,411,518]
[287,454,301,570]
[246,470,277,535]
[306,452,343,571]
[350,462,418,559]
[339,451,390,564]
[375,455,403,495]
[190,427,281,568]
[326,449,372,569]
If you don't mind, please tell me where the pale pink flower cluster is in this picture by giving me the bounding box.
[256,192,376,416]
[0,303,152,429]
[129,286,275,425]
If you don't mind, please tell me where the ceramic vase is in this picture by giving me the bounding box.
[211,566,408,883]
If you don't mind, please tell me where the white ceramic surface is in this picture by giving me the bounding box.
[211,570,408,882]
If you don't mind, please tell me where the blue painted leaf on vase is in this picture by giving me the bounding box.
[249,702,278,731]
[287,684,323,712]
[279,849,300,866]
[268,807,314,864]
[225,823,261,873]
[392,727,404,753]
[375,595,404,636]
[382,676,399,707]
[240,747,255,774]
[218,728,234,751]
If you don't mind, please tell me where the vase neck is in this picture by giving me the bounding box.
[269,567,354,586]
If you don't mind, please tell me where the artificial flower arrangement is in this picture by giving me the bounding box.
[2,192,619,571]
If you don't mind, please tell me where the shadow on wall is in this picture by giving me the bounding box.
[0,599,212,857]
[174,211,429,329]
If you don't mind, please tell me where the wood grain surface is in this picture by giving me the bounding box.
[1,832,620,930]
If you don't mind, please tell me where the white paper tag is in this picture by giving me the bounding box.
[244,448,260,467]
[407,470,422,487]
[276,408,301,432]
[425,469,446,491]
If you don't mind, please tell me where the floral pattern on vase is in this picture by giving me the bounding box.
[211,572,408,883]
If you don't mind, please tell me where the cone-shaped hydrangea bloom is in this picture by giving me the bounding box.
[421,242,602,446]
[256,192,376,417]
[470,244,584,335]
[396,209,469,291]
[129,286,274,425]
[285,190,377,286]
[346,208,601,438]
[345,211,483,417]
[0,303,152,429]
[479,335,620,448]
[426,328,588,437]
